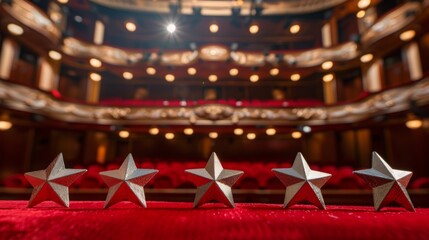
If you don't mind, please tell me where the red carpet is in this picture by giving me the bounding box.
[0,201,428,240]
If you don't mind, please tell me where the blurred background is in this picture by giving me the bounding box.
[0,0,429,206]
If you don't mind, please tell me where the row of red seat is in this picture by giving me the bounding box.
[3,161,429,190]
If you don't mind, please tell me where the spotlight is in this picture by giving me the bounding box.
[291,131,302,139]
[48,50,62,61]
[209,24,219,33]
[234,128,244,135]
[165,132,175,140]
[167,23,176,33]
[149,128,159,135]
[246,133,256,140]
[7,23,24,36]
[229,68,239,76]
[184,128,194,135]
[290,74,300,81]
[209,132,218,139]
[360,53,373,63]
[122,72,133,80]
[118,130,130,138]
[249,24,259,34]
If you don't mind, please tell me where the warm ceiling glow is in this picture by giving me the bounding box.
[50,12,62,22]
[165,74,175,82]
[184,128,194,135]
[167,23,176,33]
[118,130,130,138]
[360,53,373,63]
[209,132,218,139]
[48,50,62,61]
[357,0,371,9]
[290,74,301,81]
[234,128,244,135]
[165,132,175,140]
[209,24,219,33]
[7,23,24,36]
[270,68,279,76]
[406,119,423,129]
[187,67,197,75]
[122,71,133,80]
[0,121,12,130]
[266,128,276,136]
[250,74,259,82]
[146,67,156,75]
[90,72,102,81]
[229,68,239,76]
[356,10,366,18]
[302,126,312,133]
[89,58,102,68]
[321,61,333,70]
[400,30,416,41]
[291,131,302,139]
[57,0,69,3]
[246,133,256,140]
[149,127,159,135]
[290,24,300,34]
[125,21,137,32]
[323,74,334,82]
[208,75,218,82]
[249,24,259,34]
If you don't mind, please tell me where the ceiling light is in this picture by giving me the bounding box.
[50,12,62,22]
[57,0,69,3]
[229,68,239,76]
[321,61,333,70]
[291,131,302,139]
[90,73,101,81]
[266,128,276,136]
[0,121,12,130]
[209,132,218,139]
[290,74,301,81]
[48,50,62,61]
[146,67,156,75]
[400,30,416,41]
[234,128,244,135]
[270,68,279,76]
[249,24,259,34]
[125,21,137,32]
[118,130,130,138]
[165,132,175,140]
[323,74,334,82]
[302,126,312,133]
[74,16,83,22]
[356,10,366,18]
[187,67,197,75]
[7,23,23,36]
[123,72,133,80]
[246,133,256,140]
[89,58,102,68]
[250,74,259,82]
[184,128,194,135]
[290,24,300,34]
[209,24,219,33]
[165,74,175,82]
[360,53,373,63]
[167,23,176,33]
[149,127,159,135]
[406,119,423,129]
[357,0,371,9]
[208,75,218,82]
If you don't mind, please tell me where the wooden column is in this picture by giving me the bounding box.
[323,78,337,104]
[93,20,105,45]
[86,76,101,103]
[403,42,423,81]
[0,38,19,79]
[362,59,383,92]
[38,57,60,91]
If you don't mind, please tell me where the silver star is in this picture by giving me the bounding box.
[272,152,331,209]
[185,152,243,208]
[99,154,158,208]
[24,153,87,208]
[354,152,415,212]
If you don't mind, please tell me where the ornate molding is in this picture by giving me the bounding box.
[90,0,347,16]
[0,79,429,126]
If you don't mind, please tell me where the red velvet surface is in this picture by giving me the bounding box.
[0,201,428,240]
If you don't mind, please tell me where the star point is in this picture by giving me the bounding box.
[99,154,158,208]
[24,153,87,208]
[185,152,243,208]
[354,151,415,212]
[272,152,331,209]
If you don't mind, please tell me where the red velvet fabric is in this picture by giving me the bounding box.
[0,201,428,239]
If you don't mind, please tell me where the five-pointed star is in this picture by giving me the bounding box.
[185,152,243,208]
[99,154,158,208]
[354,152,415,211]
[272,152,331,209]
[24,153,87,208]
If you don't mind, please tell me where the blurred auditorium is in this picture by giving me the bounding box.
[0,0,429,206]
